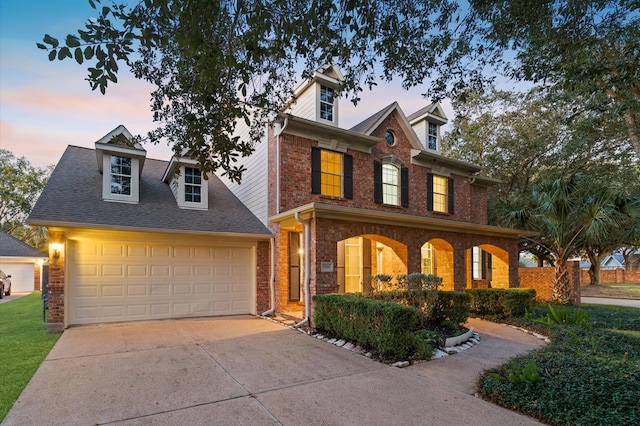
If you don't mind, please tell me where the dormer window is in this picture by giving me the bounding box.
[95,125,146,204]
[110,156,132,195]
[184,167,202,203]
[428,122,438,150]
[320,85,334,121]
[162,157,209,210]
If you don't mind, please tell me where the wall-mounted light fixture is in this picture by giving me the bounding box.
[50,243,63,259]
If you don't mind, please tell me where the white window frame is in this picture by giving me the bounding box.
[319,85,335,122]
[432,175,448,213]
[184,166,202,203]
[110,155,132,196]
[428,122,439,151]
[382,163,400,206]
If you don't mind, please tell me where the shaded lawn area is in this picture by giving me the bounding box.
[0,293,60,422]
[477,303,640,426]
[581,283,640,299]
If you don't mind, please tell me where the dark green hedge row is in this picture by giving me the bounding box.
[313,293,418,358]
[465,288,536,319]
[367,290,471,326]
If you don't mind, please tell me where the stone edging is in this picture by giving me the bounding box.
[262,315,484,366]
[262,316,552,367]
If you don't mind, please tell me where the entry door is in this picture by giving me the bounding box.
[288,232,301,302]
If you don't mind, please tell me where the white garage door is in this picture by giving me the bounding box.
[0,263,35,293]
[68,238,255,325]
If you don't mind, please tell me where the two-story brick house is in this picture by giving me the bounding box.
[28,65,526,330]
[221,64,525,323]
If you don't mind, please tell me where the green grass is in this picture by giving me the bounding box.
[0,293,61,422]
[477,303,640,425]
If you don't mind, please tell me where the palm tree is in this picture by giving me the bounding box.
[502,174,639,304]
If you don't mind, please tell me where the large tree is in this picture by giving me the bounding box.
[39,0,640,181]
[0,150,52,250]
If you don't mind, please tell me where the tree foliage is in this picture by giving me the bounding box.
[39,0,639,181]
[502,174,640,303]
[0,150,52,250]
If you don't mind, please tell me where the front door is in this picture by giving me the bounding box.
[288,232,301,302]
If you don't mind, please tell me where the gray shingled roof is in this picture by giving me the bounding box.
[27,146,272,237]
[406,103,436,122]
[0,231,47,258]
[349,102,397,134]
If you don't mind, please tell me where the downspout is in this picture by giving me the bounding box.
[260,236,276,316]
[294,211,310,328]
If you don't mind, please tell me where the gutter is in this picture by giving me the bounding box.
[293,211,311,328]
[260,236,277,316]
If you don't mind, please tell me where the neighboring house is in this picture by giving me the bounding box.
[0,231,48,292]
[220,64,527,322]
[27,126,272,331]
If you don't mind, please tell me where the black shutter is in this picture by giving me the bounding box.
[373,160,383,204]
[401,167,409,207]
[448,177,455,214]
[426,173,433,211]
[344,154,353,199]
[481,250,487,280]
[311,147,321,194]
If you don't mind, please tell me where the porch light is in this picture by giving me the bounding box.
[50,243,63,259]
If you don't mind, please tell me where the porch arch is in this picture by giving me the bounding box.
[421,238,454,290]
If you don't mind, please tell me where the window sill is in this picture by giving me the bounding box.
[319,195,348,202]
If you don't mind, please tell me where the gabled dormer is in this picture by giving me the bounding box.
[284,63,343,127]
[407,103,448,152]
[162,155,209,211]
[95,125,146,204]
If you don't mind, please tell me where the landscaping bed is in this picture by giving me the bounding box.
[476,303,640,425]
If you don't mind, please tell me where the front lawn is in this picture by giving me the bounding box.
[581,283,640,299]
[477,303,640,425]
[0,293,61,422]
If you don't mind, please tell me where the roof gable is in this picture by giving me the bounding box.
[349,102,423,150]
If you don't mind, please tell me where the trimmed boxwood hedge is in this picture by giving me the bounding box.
[313,293,419,358]
[368,290,470,326]
[465,288,536,319]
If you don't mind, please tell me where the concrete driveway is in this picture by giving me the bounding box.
[3,317,544,425]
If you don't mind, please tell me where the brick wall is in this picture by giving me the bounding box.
[519,261,582,303]
[47,231,65,332]
[272,112,489,226]
[255,240,271,313]
[33,263,41,292]
[580,268,640,284]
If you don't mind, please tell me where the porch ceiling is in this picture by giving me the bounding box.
[269,202,536,239]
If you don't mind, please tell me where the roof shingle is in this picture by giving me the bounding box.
[27,146,272,237]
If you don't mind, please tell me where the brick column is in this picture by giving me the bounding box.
[33,263,41,292]
[47,231,65,333]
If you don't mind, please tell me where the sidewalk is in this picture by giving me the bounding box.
[581,297,640,308]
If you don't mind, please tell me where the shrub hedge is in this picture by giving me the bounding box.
[367,290,471,326]
[465,288,536,319]
[313,293,418,358]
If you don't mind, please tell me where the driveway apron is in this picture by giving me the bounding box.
[2,316,544,425]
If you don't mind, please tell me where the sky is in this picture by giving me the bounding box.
[1,1,460,170]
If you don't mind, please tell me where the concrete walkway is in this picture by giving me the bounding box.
[0,292,30,304]
[3,316,545,426]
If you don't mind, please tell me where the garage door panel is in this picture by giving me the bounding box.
[127,265,148,276]
[102,265,124,277]
[127,285,148,297]
[69,240,254,324]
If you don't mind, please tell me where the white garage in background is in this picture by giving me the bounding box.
[0,231,47,293]
[66,230,256,325]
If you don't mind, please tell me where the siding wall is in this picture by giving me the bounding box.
[217,121,270,225]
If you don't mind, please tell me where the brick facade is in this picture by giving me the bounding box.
[47,231,65,332]
[267,108,523,320]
